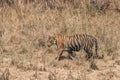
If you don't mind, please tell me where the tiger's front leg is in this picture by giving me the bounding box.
[67,51,75,60]
[55,50,64,61]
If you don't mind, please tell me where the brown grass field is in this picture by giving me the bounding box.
[0,0,120,80]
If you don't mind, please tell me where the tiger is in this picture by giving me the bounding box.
[47,34,102,61]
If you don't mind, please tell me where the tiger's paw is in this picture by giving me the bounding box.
[67,55,74,60]
[55,57,61,61]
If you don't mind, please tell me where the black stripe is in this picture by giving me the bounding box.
[71,38,75,50]
[75,38,80,51]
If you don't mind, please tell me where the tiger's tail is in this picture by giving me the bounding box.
[94,38,104,59]
[94,39,98,58]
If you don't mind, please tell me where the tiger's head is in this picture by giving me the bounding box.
[47,36,57,47]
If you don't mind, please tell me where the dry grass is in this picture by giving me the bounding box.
[0,0,120,80]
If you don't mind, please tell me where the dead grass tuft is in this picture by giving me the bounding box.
[0,68,10,80]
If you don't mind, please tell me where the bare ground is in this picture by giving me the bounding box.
[0,49,120,80]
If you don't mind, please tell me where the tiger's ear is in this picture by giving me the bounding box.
[47,35,51,40]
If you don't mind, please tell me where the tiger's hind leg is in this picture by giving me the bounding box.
[84,48,93,60]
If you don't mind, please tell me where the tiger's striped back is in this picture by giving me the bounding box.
[55,34,97,50]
